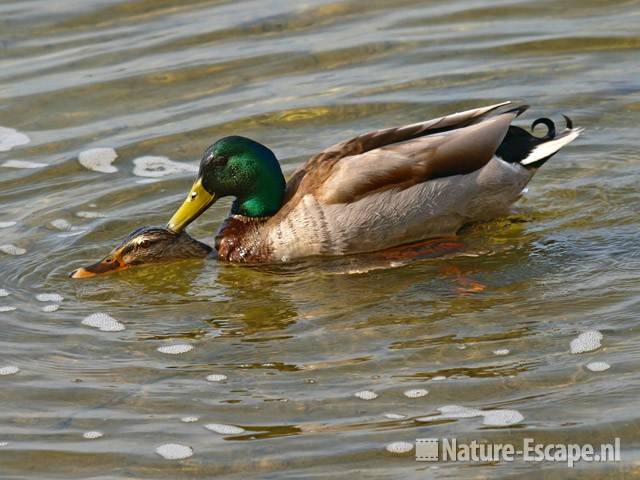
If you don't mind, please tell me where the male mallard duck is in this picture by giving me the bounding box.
[167,101,581,263]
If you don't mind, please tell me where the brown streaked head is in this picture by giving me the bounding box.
[70,226,212,279]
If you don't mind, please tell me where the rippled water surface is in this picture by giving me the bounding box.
[1,0,639,478]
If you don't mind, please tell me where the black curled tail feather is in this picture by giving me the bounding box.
[531,117,555,139]
[495,115,578,169]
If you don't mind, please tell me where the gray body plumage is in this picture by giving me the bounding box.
[267,156,532,261]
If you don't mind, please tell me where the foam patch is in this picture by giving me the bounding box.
[481,409,524,426]
[76,211,106,219]
[181,416,199,423]
[570,330,603,354]
[1,160,46,168]
[206,374,227,382]
[0,222,16,228]
[383,413,407,420]
[82,313,125,332]
[132,156,197,178]
[83,431,103,439]
[417,405,483,422]
[0,127,30,152]
[42,304,60,312]
[0,244,26,255]
[156,443,193,460]
[0,289,9,297]
[386,441,414,453]
[0,306,16,312]
[50,219,72,231]
[0,366,20,375]
[354,390,378,400]
[417,405,524,426]
[404,389,429,398]
[437,405,484,419]
[78,148,118,173]
[493,349,510,356]
[36,293,63,302]
[586,361,610,372]
[204,423,245,435]
[157,344,193,354]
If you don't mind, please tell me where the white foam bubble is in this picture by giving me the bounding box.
[354,390,378,400]
[439,405,484,418]
[36,293,63,303]
[0,306,16,312]
[82,313,125,332]
[493,349,510,356]
[0,221,16,228]
[481,409,524,426]
[157,344,193,355]
[386,441,414,454]
[0,244,26,255]
[0,289,9,297]
[0,126,30,152]
[76,211,107,219]
[417,405,483,422]
[0,366,20,375]
[586,361,610,372]
[83,431,103,439]
[206,374,227,382]
[0,442,7,447]
[431,376,446,381]
[403,389,429,398]
[417,405,524,426]
[1,160,46,169]
[42,304,60,312]
[78,147,118,173]
[156,443,193,460]
[132,156,198,178]
[570,330,603,354]
[50,219,72,231]
[204,423,245,435]
[181,416,199,423]
[383,413,407,420]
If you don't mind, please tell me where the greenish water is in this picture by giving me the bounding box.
[1,0,639,478]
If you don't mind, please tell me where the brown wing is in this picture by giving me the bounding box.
[319,110,521,203]
[271,102,525,221]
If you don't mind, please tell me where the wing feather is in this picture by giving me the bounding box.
[319,110,520,204]
[270,102,523,223]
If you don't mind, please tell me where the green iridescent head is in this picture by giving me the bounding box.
[167,136,286,232]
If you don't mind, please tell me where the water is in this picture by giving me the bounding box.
[1,0,639,478]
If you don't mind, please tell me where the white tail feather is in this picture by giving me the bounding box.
[520,128,584,166]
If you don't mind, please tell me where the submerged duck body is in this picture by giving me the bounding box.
[169,101,582,263]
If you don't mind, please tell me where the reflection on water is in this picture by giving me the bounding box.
[1,0,639,478]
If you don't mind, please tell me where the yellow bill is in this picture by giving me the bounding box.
[167,178,215,232]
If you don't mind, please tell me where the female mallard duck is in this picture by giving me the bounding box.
[70,226,211,278]
[166,101,581,263]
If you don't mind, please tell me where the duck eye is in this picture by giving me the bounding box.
[140,240,151,249]
[214,155,228,166]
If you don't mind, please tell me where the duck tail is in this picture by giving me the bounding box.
[495,115,583,169]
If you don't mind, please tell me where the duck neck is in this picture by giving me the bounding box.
[231,172,285,218]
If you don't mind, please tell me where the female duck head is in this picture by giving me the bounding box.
[69,226,212,278]
[168,136,286,232]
